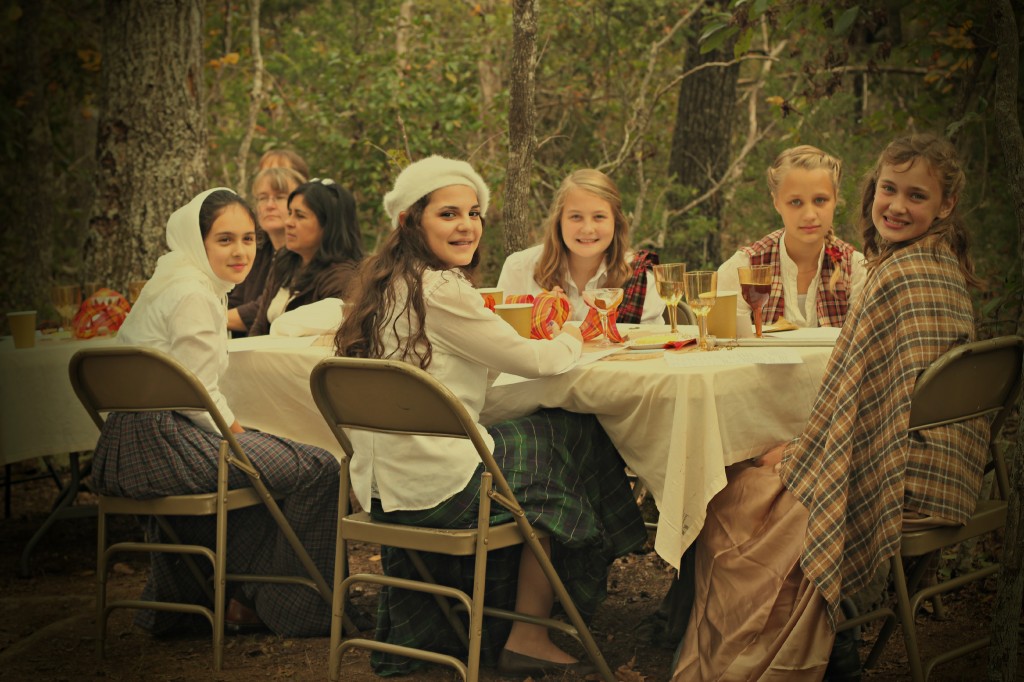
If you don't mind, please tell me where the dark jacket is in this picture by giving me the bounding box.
[229,239,275,334]
[247,258,359,337]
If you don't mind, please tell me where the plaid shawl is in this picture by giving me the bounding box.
[741,230,855,327]
[617,249,658,324]
[778,239,988,626]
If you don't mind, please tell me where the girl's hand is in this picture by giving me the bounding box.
[757,443,787,468]
[554,323,583,343]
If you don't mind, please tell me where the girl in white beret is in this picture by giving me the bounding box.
[335,155,646,676]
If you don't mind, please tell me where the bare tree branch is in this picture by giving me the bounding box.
[235,0,263,192]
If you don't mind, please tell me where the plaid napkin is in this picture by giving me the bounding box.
[481,294,497,312]
[72,288,131,339]
[502,292,623,342]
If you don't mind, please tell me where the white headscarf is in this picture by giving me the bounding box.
[131,188,239,308]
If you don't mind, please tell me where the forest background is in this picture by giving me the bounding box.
[0,0,1020,339]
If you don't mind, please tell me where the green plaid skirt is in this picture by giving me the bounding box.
[367,409,647,676]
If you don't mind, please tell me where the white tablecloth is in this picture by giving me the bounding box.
[0,335,120,465]
[481,325,832,568]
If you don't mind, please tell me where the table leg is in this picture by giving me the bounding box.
[17,453,97,578]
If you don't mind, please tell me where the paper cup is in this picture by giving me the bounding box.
[8,310,37,349]
[477,287,504,304]
[735,313,755,339]
[706,290,737,339]
[494,303,532,338]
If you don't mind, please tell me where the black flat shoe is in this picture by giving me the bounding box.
[825,629,862,682]
[497,648,596,678]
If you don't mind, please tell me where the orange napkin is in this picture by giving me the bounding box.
[502,292,623,343]
[72,288,131,339]
[579,308,624,343]
[481,294,496,312]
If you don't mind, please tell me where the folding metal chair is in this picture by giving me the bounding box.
[838,335,1024,681]
[310,356,617,682]
[70,346,335,671]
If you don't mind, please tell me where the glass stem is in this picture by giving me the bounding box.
[668,304,678,334]
[753,307,763,338]
[698,315,709,350]
[599,311,610,340]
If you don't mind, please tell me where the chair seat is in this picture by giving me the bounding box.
[341,510,548,555]
[99,487,280,516]
[901,500,1007,557]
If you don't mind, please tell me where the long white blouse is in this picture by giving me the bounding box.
[717,236,867,327]
[496,244,666,324]
[117,278,234,432]
[348,268,582,512]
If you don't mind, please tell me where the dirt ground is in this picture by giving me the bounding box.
[0,467,1018,681]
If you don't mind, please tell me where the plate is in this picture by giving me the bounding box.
[629,333,691,350]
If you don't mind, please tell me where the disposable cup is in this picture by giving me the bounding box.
[8,310,37,349]
[494,303,532,338]
[706,290,737,339]
[477,287,504,306]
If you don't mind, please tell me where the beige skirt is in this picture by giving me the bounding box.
[672,463,833,681]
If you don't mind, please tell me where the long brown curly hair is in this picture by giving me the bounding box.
[859,133,979,288]
[333,195,480,368]
[533,169,631,291]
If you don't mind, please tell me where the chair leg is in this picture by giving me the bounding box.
[466,473,493,682]
[892,554,925,682]
[95,504,108,660]
[212,441,231,672]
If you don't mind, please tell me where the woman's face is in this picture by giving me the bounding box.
[285,194,324,265]
[871,160,953,243]
[559,187,615,265]
[415,184,482,268]
[253,176,295,235]
[204,203,256,284]
[772,168,837,251]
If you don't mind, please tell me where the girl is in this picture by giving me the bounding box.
[497,169,665,324]
[718,145,867,328]
[248,178,364,336]
[227,166,305,333]
[672,134,987,680]
[335,156,647,676]
[93,188,342,636]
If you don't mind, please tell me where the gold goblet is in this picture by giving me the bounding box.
[684,271,718,351]
[738,265,772,337]
[50,284,82,331]
[582,287,624,348]
[653,263,686,334]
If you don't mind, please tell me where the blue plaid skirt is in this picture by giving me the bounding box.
[92,411,340,637]
[367,409,647,675]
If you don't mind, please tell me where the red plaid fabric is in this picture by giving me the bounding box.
[617,250,658,325]
[504,292,624,342]
[740,230,855,327]
[72,288,131,339]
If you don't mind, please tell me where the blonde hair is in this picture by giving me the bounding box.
[534,169,631,291]
[251,166,304,198]
[257,148,310,181]
[767,145,845,291]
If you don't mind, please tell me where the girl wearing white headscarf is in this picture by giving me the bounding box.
[92,189,343,637]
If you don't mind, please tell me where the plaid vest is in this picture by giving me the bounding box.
[739,230,855,327]
[616,250,658,324]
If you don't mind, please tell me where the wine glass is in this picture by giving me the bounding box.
[684,271,717,351]
[653,263,686,335]
[738,265,772,337]
[582,287,624,347]
[126,279,148,305]
[50,284,82,331]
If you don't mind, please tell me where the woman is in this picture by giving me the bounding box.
[248,178,363,336]
[497,169,664,324]
[228,166,305,333]
[672,134,988,680]
[93,188,341,636]
[717,145,867,327]
[336,155,647,676]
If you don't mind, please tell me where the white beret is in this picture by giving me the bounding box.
[383,155,490,230]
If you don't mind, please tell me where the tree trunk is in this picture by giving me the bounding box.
[236,0,264,192]
[476,0,502,160]
[667,18,739,268]
[85,0,207,291]
[504,0,538,256]
[1,0,56,321]
[987,0,1024,680]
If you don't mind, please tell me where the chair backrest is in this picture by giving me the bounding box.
[309,356,507,495]
[909,335,1024,496]
[69,345,235,444]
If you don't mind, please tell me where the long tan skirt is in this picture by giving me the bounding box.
[672,463,834,681]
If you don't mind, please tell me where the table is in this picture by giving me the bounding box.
[0,334,120,465]
[222,330,833,569]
